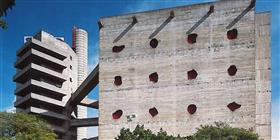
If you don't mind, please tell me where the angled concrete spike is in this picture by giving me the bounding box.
[226,0,255,29]
[113,16,137,43]
[70,117,99,127]
[186,5,214,35]
[79,98,99,109]
[149,11,175,39]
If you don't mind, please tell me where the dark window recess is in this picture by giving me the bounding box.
[227,29,238,40]
[187,104,197,114]
[149,107,158,117]
[187,33,198,44]
[70,56,72,60]
[112,110,123,119]
[114,76,122,86]
[227,65,237,76]
[70,65,72,70]
[149,72,158,83]
[150,38,158,48]
[70,78,72,82]
[188,69,198,80]
[112,45,125,53]
[227,102,241,112]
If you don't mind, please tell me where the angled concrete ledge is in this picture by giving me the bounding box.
[15,79,67,97]
[17,38,67,60]
[79,98,99,109]
[13,63,67,83]
[70,117,99,127]
[24,106,67,120]
[15,49,67,70]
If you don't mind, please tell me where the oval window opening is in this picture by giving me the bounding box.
[114,76,122,86]
[149,107,158,117]
[227,29,238,40]
[187,104,197,114]
[227,65,237,76]
[112,110,123,119]
[149,72,158,83]
[112,45,125,53]
[188,69,198,80]
[187,33,198,44]
[150,38,158,48]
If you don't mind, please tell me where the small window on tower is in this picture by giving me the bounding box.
[227,29,238,40]
[112,110,123,120]
[70,65,72,70]
[149,107,158,117]
[70,78,72,82]
[187,69,198,80]
[227,65,237,76]
[150,38,158,48]
[187,33,198,44]
[149,72,158,83]
[114,76,122,86]
[187,104,197,114]
[112,45,125,53]
[70,56,72,61]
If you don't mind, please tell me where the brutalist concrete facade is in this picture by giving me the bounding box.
[99,0,271,140]
[14,30,87,139]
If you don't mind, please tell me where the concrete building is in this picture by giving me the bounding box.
[99,0,271,140]
[13,29,89,139]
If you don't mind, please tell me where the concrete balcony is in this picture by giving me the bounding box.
[23,106,67,120]
[14,79,66,99]
[14,92,65,109]
[13,63,67,84]
[16,38,67,60]
[15,49,67,70]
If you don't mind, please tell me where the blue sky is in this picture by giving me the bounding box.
[0,0,279,139]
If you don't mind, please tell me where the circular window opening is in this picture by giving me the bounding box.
[112,110,123,119]
[149,107,158,117]
[227,29,238,40]
[227,102,241,112]
[227,65,237,76]
[149,72,158,83]
[187,69,198,80]
[114,76,122,86]
[187,33,198,44]
[112,45,125,53]
[187,104,197,114]
[150,38,158,48]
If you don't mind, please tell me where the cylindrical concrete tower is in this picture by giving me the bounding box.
[72,27,88,140]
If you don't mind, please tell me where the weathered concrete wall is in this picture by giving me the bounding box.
[99,0,270,139]
[255,12,271,140]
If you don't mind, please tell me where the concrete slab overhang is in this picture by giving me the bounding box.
[14,92,65,108]
[79,98,99,109]
[14,79,67,97]
[23,106,67,120]
[13,63,67,84]
[15,49,67,70]
[70,117,99,127]
[16,38,67,60]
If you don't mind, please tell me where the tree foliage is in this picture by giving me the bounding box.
[0,0,15,29]
[115,122,260,140]
[0,112,56,140]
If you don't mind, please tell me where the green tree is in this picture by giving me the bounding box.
[115,125,186,140]
[0,112,56,140]
[187,122,260,140]
[115,122,260,140]
[0,0,15,29]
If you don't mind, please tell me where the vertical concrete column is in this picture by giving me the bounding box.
[255,13,271,140]
[74,27,88,140]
